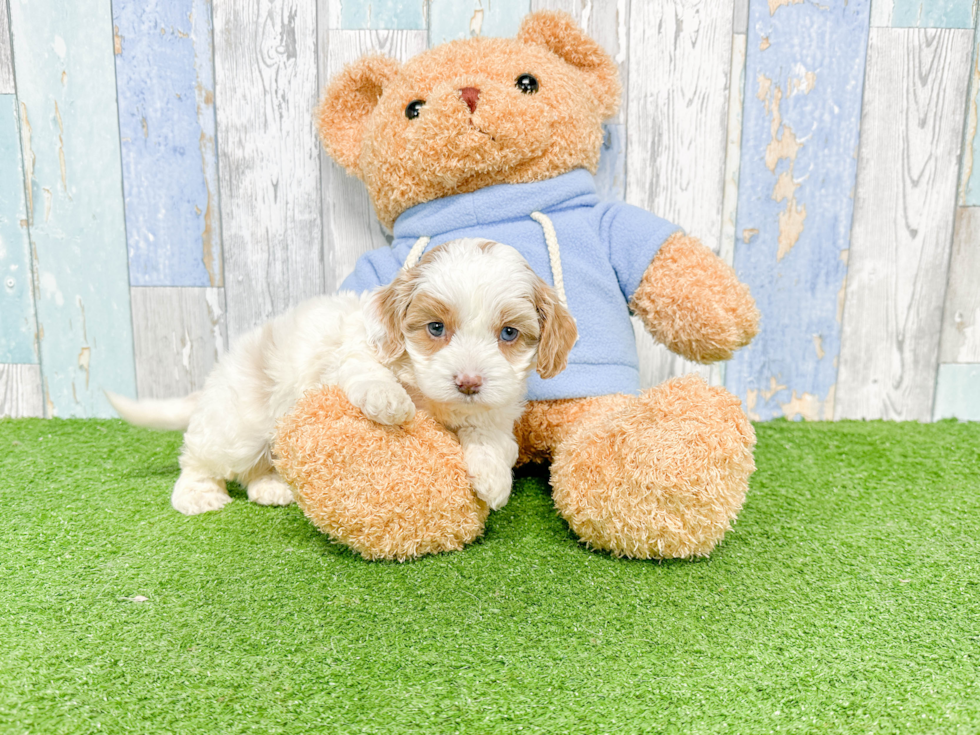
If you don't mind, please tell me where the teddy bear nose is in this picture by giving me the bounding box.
[460,87,480,114]
[455,373,483,395]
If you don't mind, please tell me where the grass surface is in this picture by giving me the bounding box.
[0,418,978,734]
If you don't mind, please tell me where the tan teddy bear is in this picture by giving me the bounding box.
[274,10,759,561]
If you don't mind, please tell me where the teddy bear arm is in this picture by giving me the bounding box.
[629,232,760,363]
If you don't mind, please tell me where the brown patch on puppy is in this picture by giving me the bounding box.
[494,302,541,365]
[370,267,419,362]
[405,292,459,357]
[531,275,577,379]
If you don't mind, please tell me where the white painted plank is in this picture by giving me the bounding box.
[626,0,734,388]
[836,28,974,420]
[319,29,428,290]
[213,0,322,341]
[933,363,980,420]
[719,32,747,269]
[0,363,42,418]
[130,287,226,399]
[734,0,749,34]
[529,0,630,125]
[0,0,13,94]
[939,207,980,363]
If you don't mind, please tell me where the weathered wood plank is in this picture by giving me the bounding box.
[8,0,137,417]
[130,287,225,399]
[428,0,530,46]
[626,0,734,389]
[593,122,625,202]
[719,32,747,269]
[882,0,976,29]
[529,0,630,125]
[726,0,871,422]
[734,0,749,34]
[319,29,428,290]
[939,207,980,363]
[112,0,223,287]
[329,0,426,30]
[0,0,14,94]
[932,364,980,420]
[958,21,979,206]
[213,0,322,341]
[836,28,973,421]
[0,94,36,364]
[0,363,43,418]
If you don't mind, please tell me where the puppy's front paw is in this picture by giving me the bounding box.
[467,452,513,511]
[347,381,416,426]
[172,473,231,515]
[247,473,294,506]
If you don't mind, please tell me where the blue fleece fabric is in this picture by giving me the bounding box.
[341,169,681,400]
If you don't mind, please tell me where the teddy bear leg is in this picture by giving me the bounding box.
[549,375,756,559]
[274,386,488,561]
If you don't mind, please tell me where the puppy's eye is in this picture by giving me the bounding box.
[500,327,519,342]
[515,74,539,94]
[405,100,425,119]
[426,322,445,338]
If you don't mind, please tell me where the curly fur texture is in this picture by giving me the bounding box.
[317,11,619,230]
[630,233,760,363]
[275,387,487,561]
[549,376,756,559]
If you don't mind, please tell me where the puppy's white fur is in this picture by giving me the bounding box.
[108,239,576,515]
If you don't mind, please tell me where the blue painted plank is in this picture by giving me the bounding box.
[933,364,980,420]
[726,0,871,421]
[8,0,137,417]
[891,0,975,29]
[428,0,530,45]
[339,0,425,30]
[0,94,37,364]
[112,0,222,287]
[594,123,625,202]
[960,22,980,206]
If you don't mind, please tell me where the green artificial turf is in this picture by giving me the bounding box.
[0,418,978,734]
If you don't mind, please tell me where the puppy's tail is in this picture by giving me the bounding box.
[105,390,200,432]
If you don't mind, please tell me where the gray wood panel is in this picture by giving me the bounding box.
[529,0,630,125]
[130,287,226,399]
[319,29,428,291]
[0,364,43,418]
[0,0,13,94]
[625,0,734,388]
[733,0,748,35]
[213,0,322,341]
[939,207,980,363]
[836,28,973,420]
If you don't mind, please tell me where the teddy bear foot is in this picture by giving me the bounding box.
[550,375,756,559]
[274,386,488,561]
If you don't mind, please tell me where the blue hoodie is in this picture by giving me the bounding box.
[341,169,681,400]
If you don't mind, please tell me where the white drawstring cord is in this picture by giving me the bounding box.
[401,212,568,310]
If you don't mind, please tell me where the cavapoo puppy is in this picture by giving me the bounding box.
[108,238,577,515]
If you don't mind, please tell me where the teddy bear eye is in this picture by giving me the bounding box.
[515,74,539,94]
[405,100,425,119]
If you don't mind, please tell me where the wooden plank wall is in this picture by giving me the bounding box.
[2,0,980,422]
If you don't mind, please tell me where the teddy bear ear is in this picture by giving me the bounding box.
[517,10,621,120]
[316,54,403,176]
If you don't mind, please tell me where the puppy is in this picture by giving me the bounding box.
[108,238,577,515]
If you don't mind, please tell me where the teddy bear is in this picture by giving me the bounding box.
[273,10,759,561]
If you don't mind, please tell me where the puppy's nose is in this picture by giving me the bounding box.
[460,87,480,114]
[455,373,483,395]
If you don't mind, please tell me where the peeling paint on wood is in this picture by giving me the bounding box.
[214,0,323,341]
[932,363,980,420]
[888,0,976,29]
[130,287,226,398]
[719,33,747,269]
[0,94,37,364]
[959,21,980,206]
[939,207,980,363]
[334,0,426,30]
[727,0,870,421]
[113,0,223,287]
[8,0,137,417]
[320,30,428,291]
[837,27,973,420]
[428,0,529,46]
[0,363,43,417]
[0,0,13,94]
[594,123,625,202]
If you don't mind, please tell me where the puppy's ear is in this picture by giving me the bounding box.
[366,268,418,363]
[517,11,620,120]
[316,55,402,176]
[532,277,578,379]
